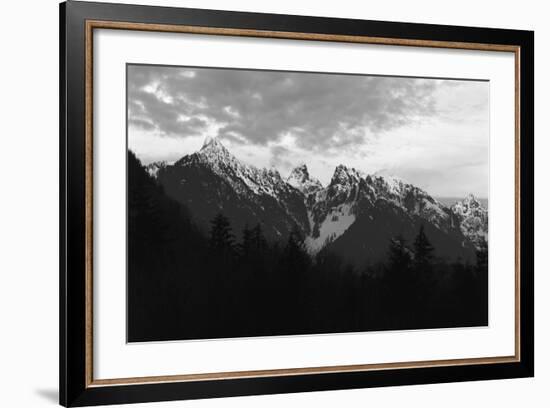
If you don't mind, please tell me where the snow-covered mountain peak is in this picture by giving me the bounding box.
[287,164,323,195]
[199,136,231,158]
[179,136,247,175]
[452,194,484,215]
[201,135,223,149]
[156,140,310,242]
[463,193,481,208]
[366,173,415,199]
[378,174,408,193]
[261,167,283,181]
[288,164,309,181]
[450,194,488,249]
[330,165,364,186]
[171,136,310,232]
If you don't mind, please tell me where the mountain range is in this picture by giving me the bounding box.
[146,137,488,266]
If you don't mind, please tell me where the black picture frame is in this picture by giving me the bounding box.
[60,1,534,406]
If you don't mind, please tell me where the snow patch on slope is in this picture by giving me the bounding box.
[305,204,356,252]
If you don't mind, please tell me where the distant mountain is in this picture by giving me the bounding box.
[150,137,484,266]
[450,194,488,250]
[437,196,488,209]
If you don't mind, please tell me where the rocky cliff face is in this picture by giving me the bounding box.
[450,194,488,250]
[286,164,323,196]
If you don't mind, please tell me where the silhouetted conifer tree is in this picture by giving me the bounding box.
[383,235,415,326]
[413,225,434,273]
[285,225,308,264]
[475,239,489,324]
[127,151,168,243]
[209,213,235,257]
[411,225,436,323]
[476,240,488,274]
[251,223,268,253]
[239,224,253,259]
[387,235,411,273]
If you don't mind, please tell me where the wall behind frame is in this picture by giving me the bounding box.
[0,0,545,407]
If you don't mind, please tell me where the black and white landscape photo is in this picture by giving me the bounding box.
[127,64,489,342]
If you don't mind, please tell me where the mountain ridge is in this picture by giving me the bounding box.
[146,137,486,265]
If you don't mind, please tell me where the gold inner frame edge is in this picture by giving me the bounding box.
[84,19,521,388]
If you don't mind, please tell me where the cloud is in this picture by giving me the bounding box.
[269,145,293,169]
[128,65,489,197]
[128,65,444,152]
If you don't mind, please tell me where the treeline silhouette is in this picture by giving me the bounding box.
[128,151,488,342]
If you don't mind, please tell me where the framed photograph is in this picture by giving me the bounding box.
[60,1,534,406]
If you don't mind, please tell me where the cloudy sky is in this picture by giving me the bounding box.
[128,64,489,198]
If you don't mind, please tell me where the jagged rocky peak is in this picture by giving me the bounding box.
[262,166,283,181]
[175,135,239,170]
[289,164,310,183]
[330,164,363,186]
[366,172,411,198]
[199,135,231,157]
[464,193,481,208]
[154,135,311,242]
[452,194,484,215]
[450,194,488,250]
[201,135,222,150]
[287,164,323,195]
[145,161,168,178]
[378,174,407,192]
